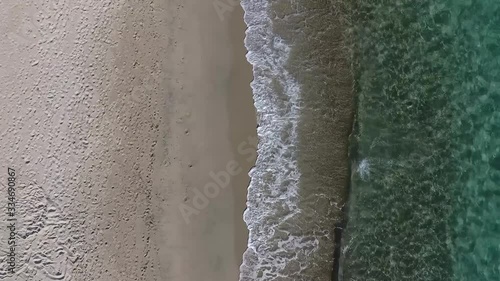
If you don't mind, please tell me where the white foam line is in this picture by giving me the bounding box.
[239,0,322,279]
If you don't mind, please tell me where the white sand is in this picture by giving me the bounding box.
[0,1,255,280]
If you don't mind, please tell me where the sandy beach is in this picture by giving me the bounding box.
[0,1,255,280]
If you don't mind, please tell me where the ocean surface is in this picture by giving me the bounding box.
[241,0,500,280]
[342,1,500,280]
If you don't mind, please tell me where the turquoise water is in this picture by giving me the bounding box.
[342,0,500,280]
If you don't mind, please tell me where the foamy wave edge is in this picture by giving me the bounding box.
[239,0,324,280]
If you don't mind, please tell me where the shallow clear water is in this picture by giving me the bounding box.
[342,1,500,280]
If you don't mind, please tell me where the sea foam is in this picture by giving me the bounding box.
[239,0,322,279]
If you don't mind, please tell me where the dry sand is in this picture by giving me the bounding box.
[0,1,255,280]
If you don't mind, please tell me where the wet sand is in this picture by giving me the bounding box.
[0,0,254,280]
[154,1,256,281]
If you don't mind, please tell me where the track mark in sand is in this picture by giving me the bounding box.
[9,182,80,281]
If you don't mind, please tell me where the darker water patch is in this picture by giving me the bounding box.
[270,0,355,279]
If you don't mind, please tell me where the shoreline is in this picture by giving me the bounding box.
[227,7,257,266]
